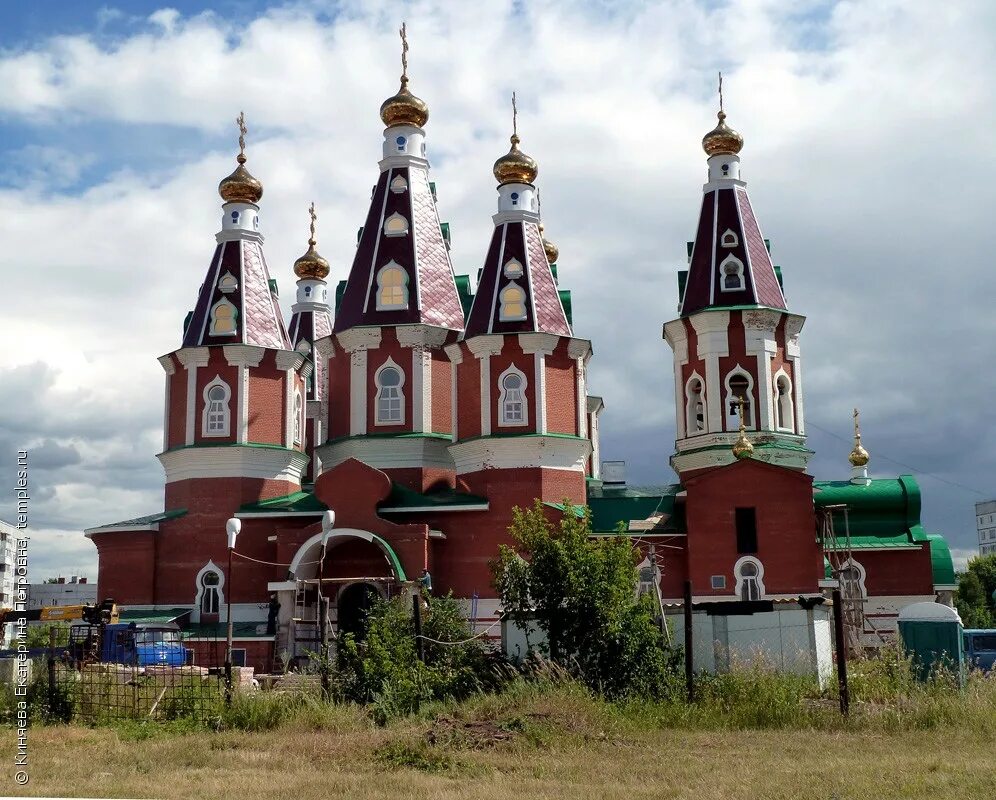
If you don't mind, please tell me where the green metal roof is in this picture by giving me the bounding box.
[927,533,956,587]
[118,608,191,624]
[181,621,274,640]
[326,431,452,445]
[814,476,921,537]
[380,482,488,512]
[239,491,327,515]
[586,484,683,533]
[89,509,187,530]
[455,274,474,318]
[559,289,573,327]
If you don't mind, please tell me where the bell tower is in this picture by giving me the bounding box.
[663,81,810,477]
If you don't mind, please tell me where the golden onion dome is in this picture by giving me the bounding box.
[539,224,559,264]
[732,427,754,460]
[219,154,263,204]
[494,134,538,186]
[380,76,429,129]
[848,408,870,467]
[702,111,744,157]
[294,241,330,281]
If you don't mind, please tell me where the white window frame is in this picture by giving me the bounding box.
[773,369,794,432]
[684,372,707,435]
[390,174,408,193]
[383,212,410,237]
[498,365,528,427]
[375,262,409,311]
[720,229,739,248]
[499,282,527,322]
[724,367,755,430]
[719,253,746,292]
[374,358,405,425]
[734,556,765,601]
[837,558,868,601]
[202,376,232,437]
[217,271,239,293]
[209,298,238,336]
[293,389,303,445]
[503,257,524,279]
[194,560,225,620]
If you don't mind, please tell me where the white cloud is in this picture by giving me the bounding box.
[0,0,993,581]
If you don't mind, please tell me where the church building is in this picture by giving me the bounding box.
[84,42,955,670]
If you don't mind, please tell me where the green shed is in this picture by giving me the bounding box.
[897,602,964,684]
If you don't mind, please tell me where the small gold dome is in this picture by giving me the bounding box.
[294,241,330,281]
[732,428,754,460]
[219,154,263,204]
[380,77,429,129]
[848,441,869,468]
[702,111,744,157]
[539,224,559,264]
[494,134,538,186]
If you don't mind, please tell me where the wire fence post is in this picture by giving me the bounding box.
[683,579,694,703]
[832,587,850,716]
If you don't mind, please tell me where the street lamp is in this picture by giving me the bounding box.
[225,517,241,701]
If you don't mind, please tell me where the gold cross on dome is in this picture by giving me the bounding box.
[512,91,518,138]
[853,407,861,438]
[308,202,317,245]
[718,71,724,113]
[400,22,409,80]
[736,395,746,430]
[236,111,248,158]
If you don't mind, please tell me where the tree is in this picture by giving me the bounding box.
[956,554,996,628]
[493,500,679,698]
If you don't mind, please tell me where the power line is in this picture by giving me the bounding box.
[805,419,987,497]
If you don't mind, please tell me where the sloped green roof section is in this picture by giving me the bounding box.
[181,621,274,640]
[91,509,187,530]
[586,484,683,533]
[814,476,921,538]
[118,608,191,624]
[558,289,573,327]
[927,533,956,587]
[239,491,327,514]
[380,482,488,511]
[455,274,474,318]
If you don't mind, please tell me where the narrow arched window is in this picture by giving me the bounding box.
[199,570,220,614]
[375,361,405,425]
[293,390,303,445]
[685,376,706,434]
[499,284,527,321]
[499,366,528,426]
[720,254,745,291]
[735,557,765,601]
[721,229,739,248]
[383,213,409,237]
[209,299,238,336]
[774,373,794,432]
[376,263,408,310]
[390,174,408,193]
[726,370,753,430]
[202,378,231,437]
[217,271,238,293]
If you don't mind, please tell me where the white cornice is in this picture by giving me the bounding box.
[157,446,308,484]
[444,343,463,365]
[465,335,504,359]
[317,436,453,472]
[492,209,541,225]
[448,435,591,475]
[157,355,177,376]
[566,338,593,361]
[396,324,451,350]
[663,319,689,361]
[223,345,265,368]
[313,334,335,363]
[275,350,306,371]
[176,347,210,368]
[519,332,560,356]
[337,328,383,354]
[378,154,430,171]
[215,229,264,245]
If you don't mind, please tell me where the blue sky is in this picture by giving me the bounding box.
[0,0,993,580]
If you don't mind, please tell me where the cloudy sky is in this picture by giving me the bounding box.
[1,0,993,580]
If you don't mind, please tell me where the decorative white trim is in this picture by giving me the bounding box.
[575,358,586,438]
[723,365,755,430]
[336,328,382,354]
[411,348,426,432]
[375,261,409,310]
[534,353,547,434]
[293,388,304,445]
[162,367,171,451]
[772,368,795,433]
[684,371,707,436]
[480,354,492,436]
[518,332,559,356]
[718,253,746,292]
[733,555,766,601]
[283,369,294,447]
[444,343,463,365]
[383,212,409,237]
[237,366,249,443]
[566,338,592,361]
[450,357,459,442]
[349,350,368,436]
[465,336,504,359]
[690,312,729,433]
[83,524,158,538]
[223,345,265,368]
[158,355,177,376]
[208,297,239,337]
[720,228,739,248]
[201,375,232,438]
[396,324,450,350]
[448,435,591,475]
[317,435,453,473]
[158,446,308,484]
[193,560,225,623]
[275,349,305,372]
[498,281,527,322]
[374,357,406,426]
[498,364,529,427]
[390,174,408,193]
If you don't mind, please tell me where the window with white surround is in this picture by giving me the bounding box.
[725,369,754,430]
[721,229,739,248]
[383,213,409,237]
[218,271,238,293]
[499,284,527,321]
[734,556,765,601]
[202,377,231,437]
[837,559,867,603]
[685,374,706,434]
[390,174,408,193]
[195,562,224,616]
[719,253,745,291]
[375,360,405,425]
[376,263,408,310]
[498,365,528,426]
[773,371,794,432]
[209,298,238,336]
[503,258,524,279]
[293,389,303,445]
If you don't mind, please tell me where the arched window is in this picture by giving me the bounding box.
[293,390,303,445]
[503,258,524,279]
[721,229,739,248]
[390,174,408,193]
[499,284,527,321]
[773,372,794,432]
[202,377,231,437]
[685,374,706,434]
[217,271,238,293]
[375,360,405,425]
[498,366,528,426]
[720,254,745,292]
[209,299,238,336]
[376,263,408,310]
[734,556,765,601]
[383,213,409,237]
[195,562,224,617]
[838,559,867,603]
[725,369,754,430]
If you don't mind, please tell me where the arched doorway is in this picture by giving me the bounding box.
[337,582,381,641]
